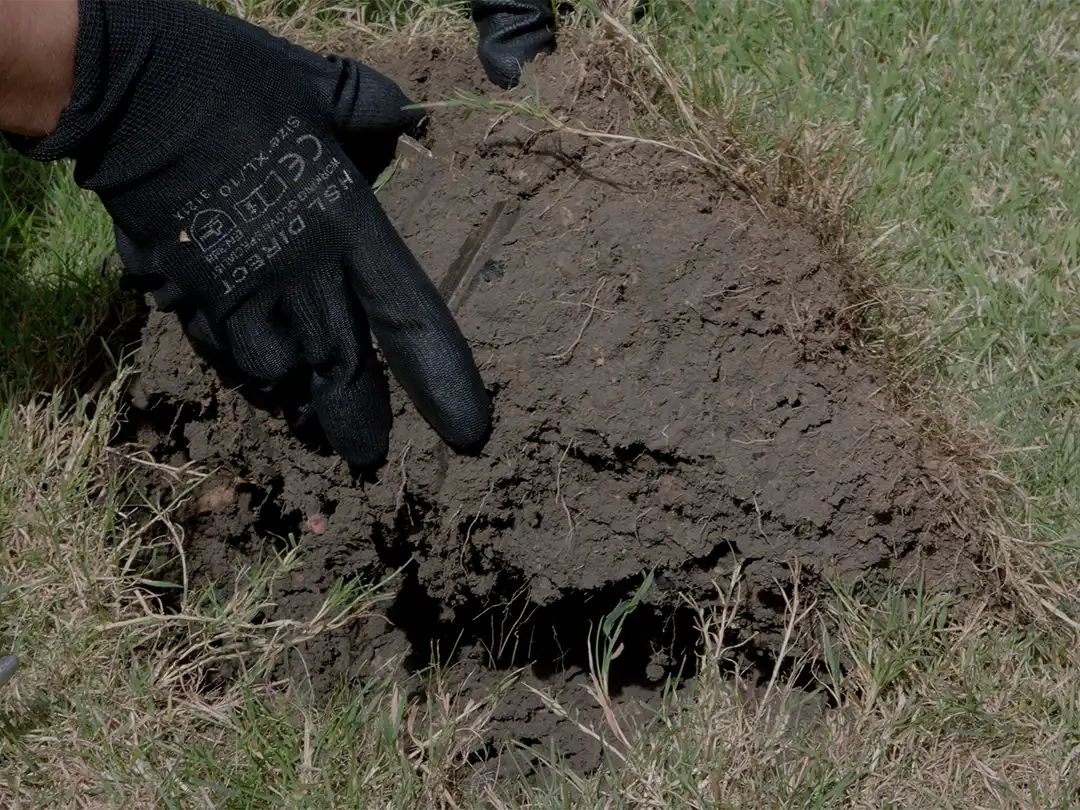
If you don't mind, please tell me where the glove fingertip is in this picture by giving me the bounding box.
[310,364,393,469]
[399,351,492,452]
[340,433,391,470]
[325,416,391,470]
[436,385,492,451]
[403,107,428,140]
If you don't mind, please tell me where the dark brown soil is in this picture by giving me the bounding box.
[118,36,975,775]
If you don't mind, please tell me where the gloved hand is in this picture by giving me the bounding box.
[3,0,491,468]
[471,0,557,88]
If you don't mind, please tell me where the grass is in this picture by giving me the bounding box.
[4,0,1080,806]
[0,150,121,397]
[638,0,1080,593]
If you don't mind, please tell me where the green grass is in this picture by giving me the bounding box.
[5,0,1080,806]
[0,148,121,397]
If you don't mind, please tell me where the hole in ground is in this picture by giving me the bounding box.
[252,475,303,553]
[387,564,704,695]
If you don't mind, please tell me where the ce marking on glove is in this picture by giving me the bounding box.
[176,122,354,297]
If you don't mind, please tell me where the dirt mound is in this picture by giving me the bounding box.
[119,36,974,772]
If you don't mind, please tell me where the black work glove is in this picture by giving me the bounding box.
[471,0,557,88]
[3,0,491,468]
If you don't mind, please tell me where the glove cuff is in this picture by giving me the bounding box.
[6,0,140,163]
[4,0,288,191]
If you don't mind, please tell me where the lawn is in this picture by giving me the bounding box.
[3,1,1080,807]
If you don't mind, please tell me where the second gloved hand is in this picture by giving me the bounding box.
[3,0,491,467]
[472,0,557,88]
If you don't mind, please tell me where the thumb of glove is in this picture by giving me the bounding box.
[328,56,427,185]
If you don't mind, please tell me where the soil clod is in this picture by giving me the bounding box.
[117,37,974,773]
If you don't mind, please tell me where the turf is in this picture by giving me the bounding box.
[3,0,1080,806]
[645,0,1080,580]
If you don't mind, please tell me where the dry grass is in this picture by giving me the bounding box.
[4,0,1080,807]
[0,374,511,807]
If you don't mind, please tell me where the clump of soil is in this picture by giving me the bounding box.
[119,36,974,773]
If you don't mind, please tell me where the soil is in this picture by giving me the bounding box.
[117,36,977,776]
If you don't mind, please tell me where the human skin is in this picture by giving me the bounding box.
[0,0,78,137]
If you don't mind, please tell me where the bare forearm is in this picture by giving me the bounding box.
[0,0,78,136]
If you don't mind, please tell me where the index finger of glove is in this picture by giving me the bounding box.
[348,187,491,450]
